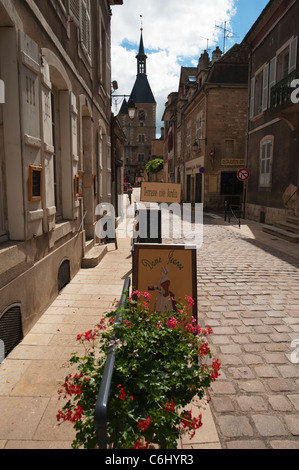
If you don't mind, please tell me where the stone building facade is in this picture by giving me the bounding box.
[244,0,299,224]
[163,44,249,210]
[0,0,122,356]
[118,31,156,186]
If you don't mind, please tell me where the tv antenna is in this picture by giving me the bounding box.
[215,21,237,53]
[199,35,217,53]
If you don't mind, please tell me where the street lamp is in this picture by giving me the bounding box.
[127,99,136,120]
[193,138,207,152]
[111,91,136,120]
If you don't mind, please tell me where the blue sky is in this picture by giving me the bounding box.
[111,0,271,133]
[231,0,270,43]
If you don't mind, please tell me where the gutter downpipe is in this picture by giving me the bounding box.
[243,44,253,220]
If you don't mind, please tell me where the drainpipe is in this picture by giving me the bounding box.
[243,44,253,220]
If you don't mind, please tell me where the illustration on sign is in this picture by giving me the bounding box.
[148,266,177,313]
[133,244,197,321]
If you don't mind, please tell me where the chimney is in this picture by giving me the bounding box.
[198,50,210,72]
[212,46,222,64]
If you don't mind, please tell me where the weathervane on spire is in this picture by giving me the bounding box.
[140,14,143,31]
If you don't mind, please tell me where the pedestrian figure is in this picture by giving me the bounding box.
[127,187,133,204]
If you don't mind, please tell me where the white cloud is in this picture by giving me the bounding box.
[111,0,237,135]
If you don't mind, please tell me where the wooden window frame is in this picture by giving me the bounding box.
[74,173,83,198]
[28,165,43,202]
[259,136,274,189]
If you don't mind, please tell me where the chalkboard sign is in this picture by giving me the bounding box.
[29,166,42,201]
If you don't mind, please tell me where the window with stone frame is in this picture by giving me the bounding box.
[177,132,181,159]
[259,137,274,188]
[256,71,264,115]
[69,0,92,60]
[186,124,191,157]
[81,0,91,58]
[196,115,203,152]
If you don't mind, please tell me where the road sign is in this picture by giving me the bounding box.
[199,167,205,174]
[237,168,250,182]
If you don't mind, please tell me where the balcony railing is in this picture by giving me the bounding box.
[271,69,299,109]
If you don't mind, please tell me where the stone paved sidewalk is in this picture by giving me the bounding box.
[0,196,221,450]
[1,193,298,450]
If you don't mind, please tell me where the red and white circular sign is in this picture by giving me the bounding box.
[237,168,250,182]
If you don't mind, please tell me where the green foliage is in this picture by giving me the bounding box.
[57,292,221,449]
[145,158,164,175]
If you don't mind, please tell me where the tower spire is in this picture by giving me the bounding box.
[136,24,147,75]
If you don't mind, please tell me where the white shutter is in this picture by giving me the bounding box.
[81,0,91,57]
[262,63,269,111]
[260,141,272,186]
[289,36,298,73]
[249,77,255,118]
[69,0,80,25]
[71,92,78,161]
[269,56,277,106]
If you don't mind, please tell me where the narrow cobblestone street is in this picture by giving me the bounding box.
[1,190,299,450]
[189,213,299,449]
[136,187,299,449]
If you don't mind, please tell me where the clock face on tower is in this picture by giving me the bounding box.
[138,110,145,121]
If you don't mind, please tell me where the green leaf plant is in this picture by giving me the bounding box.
[145,158,164,175]
[57,291,221,449]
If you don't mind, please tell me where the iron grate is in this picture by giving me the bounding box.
[0,306,23,358]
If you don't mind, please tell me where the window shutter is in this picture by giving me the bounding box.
[249,77,255,118]
[289,36,298,73]
[262,64,269,111]
[69,0,80,24]
[269,57,277,106]
[260,140,272,186]
[81,0,91,57]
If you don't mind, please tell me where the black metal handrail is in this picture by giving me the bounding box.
[94,277,131,449]
[285,189,299,207]
[271,69,299,109]
[224,203,242,228]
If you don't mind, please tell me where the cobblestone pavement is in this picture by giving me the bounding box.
[166,211,299,449]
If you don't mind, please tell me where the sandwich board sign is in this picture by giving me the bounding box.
[132,244,197,322]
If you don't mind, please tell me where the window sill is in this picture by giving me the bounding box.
[0,231,8,246]
[258,185,272,192]
[250,112,264,123]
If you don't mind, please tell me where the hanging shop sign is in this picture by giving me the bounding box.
[141,182,182,204]
[221,159,245,167]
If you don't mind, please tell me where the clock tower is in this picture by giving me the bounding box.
[118,29,156,185]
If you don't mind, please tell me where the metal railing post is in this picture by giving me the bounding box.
[94,277,131,449]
